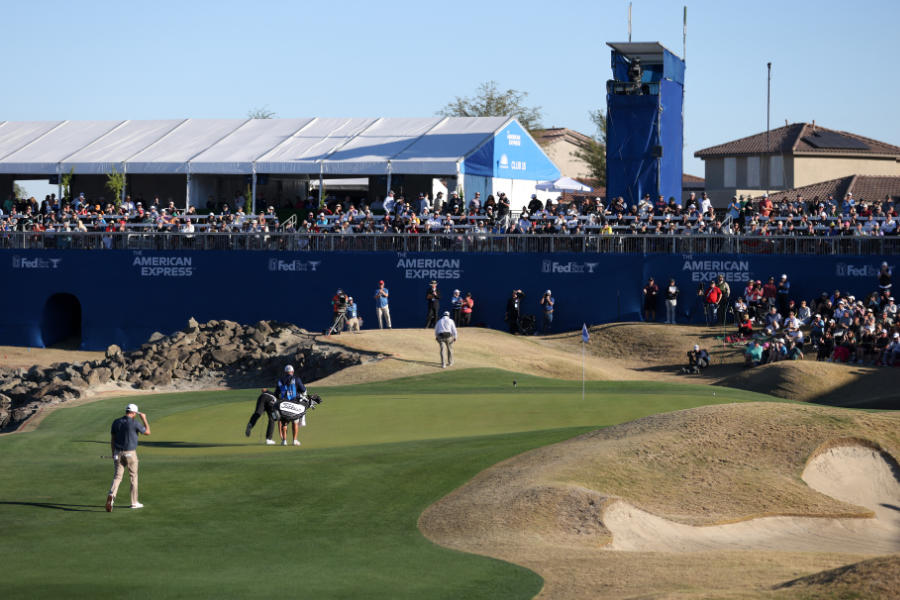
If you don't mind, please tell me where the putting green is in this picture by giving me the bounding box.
[0,369,778,599]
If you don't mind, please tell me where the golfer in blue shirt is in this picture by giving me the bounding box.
[106,403,151,512]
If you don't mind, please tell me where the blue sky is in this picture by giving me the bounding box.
[7,0,900,197]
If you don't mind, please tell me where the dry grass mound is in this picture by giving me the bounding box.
[420,402,900,598]
[718,360,900,407]
[774,554,900,600]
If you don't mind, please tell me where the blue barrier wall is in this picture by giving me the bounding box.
[0,249,893,350]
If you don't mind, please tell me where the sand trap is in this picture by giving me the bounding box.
[604,444,900,554]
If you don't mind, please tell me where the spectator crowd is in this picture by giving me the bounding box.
[3,187,898,239]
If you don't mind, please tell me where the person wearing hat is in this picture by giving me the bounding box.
[450,289,464,325]
[776,274,791,317]
[276,364,307,446]
[373,280,392,329]
[245,388,279,445]
[106,403,151,512]
[684,344,709,374]
[506,289,525,334]
[434,310,458,368]
[345,296,361,332]
[425,280,441,328]
[540,289,555,334]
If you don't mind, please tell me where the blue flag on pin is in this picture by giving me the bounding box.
[582,324,590,343]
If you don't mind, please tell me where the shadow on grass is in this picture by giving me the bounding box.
[141,440,247,449]
[0,501,103,512]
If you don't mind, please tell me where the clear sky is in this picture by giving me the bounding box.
[6,0,900,197]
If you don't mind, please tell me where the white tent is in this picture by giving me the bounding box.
[0,117,559,209]
[535,176,593,192]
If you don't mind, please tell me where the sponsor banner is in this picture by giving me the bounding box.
[132,253,194,277]
[681,258,751,283]
[541,260,599,275]
[835,261,894,278]
[12,255,61,269]
[395,256,462,280]
[269,258,321,273]
[0,249,892,350]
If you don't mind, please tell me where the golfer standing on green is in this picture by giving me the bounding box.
[106,403,151,512]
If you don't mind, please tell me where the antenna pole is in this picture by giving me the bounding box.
[767,62,772,194]
[766,62,772,153]
[628,2,632,42]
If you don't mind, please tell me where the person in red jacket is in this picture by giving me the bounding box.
[705,281,722,326]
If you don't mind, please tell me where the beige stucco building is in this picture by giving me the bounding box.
[695,123,900,206]
[532,128,595,180]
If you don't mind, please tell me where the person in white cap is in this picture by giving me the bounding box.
[434,311,458,368]
[540,290,555,333]
[684,344,710,374]
[450,289,464,325]
[106,403,151,512]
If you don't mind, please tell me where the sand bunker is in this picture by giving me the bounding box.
[604,445,900,553]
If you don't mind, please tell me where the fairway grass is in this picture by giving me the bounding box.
[0,369,779,599]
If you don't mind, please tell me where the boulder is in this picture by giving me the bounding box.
[148,331,166,343]
[106,344,123,359]
[211,348,241,365]
[187,317,199,330]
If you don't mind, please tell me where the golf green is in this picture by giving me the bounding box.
[0,369,778,599]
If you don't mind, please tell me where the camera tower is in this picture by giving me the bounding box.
[605,42,685,205]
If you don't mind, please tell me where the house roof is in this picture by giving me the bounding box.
[695,123,900,158]
[531,127,594,149]
[747,175,900,203]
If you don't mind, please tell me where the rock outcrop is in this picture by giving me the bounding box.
[0,319,363,432]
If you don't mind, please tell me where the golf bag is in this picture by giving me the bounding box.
[272,393,324,423]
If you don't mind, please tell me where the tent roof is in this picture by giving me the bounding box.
[0,117,523,177]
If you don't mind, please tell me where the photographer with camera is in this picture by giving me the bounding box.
[540,290,555,334]
[328,288,348,336]
[506,289,525,334]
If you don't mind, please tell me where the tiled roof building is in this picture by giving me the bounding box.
[694,122,900,206]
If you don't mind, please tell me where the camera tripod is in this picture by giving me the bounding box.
[327,311,347,336]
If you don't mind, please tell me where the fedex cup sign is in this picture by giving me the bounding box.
[12,255,61,269]
[835,262,891,277]
[269,259,321,273]
[542,260,598,274]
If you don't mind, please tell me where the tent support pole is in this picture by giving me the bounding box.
[251,166,257,215]
[386,162,392,200]
[185,171,191,210]
[318,167,324,208]
[121,162,127,205]
[56,164,62,202]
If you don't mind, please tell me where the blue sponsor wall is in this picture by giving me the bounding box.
[0,249,893,350]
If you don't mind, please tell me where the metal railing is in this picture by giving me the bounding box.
[0,231,897,255]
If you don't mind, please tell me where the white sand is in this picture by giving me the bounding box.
[603,444,900,554]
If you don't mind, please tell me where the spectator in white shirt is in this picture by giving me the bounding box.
[434,311,458,368]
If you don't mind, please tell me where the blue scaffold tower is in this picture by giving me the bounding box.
[605,42,685,205]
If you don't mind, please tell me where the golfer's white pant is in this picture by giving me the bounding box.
[665,299,677,323]
[376,306,392,329]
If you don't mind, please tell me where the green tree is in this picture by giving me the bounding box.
[60,167,75,201]
[439,81,543,131]
[248,106,276,119]
[572,109,607,186]
[105,165,127,206]
[13,182,28,199]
